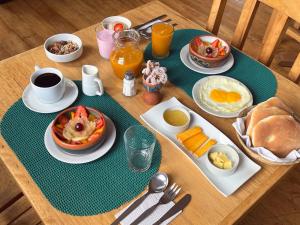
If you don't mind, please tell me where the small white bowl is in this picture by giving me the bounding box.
[44,33,83,63]
[205,144,240,176]
[101,16,132,30]
[162,107,190,133]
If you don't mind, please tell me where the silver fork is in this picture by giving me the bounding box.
[138,18,172,34]
[129,183,181,225]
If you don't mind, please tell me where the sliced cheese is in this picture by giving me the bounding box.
[194,139,217,157]
[176,126,202,143]
[183,132,208,152]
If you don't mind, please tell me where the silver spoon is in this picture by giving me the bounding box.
[111,172,168,225]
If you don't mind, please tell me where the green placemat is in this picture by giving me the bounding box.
[0,81,161,216]
[145,29,277,104]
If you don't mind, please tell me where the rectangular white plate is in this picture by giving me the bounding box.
[140,97,261,197]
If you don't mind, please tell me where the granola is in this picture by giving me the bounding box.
[47,41,79,55]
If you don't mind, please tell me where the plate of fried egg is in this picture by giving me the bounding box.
[192,76,253,118]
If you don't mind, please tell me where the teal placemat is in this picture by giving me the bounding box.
[0,81,161,216]
[145,29,277,104]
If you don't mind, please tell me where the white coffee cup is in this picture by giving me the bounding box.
[30,65,65,104]
[82,65,104,96]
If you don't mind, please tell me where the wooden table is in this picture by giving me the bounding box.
[0,1,299,224]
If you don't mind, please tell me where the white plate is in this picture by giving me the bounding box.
[44,115,116,164]
[22,79,78,113]
[192,75,253,118]
[180,44,234,74]
[140,97,261,197]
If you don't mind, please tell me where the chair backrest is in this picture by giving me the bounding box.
[207,0,300,82]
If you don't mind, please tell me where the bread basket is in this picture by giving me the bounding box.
[235,106,300,165]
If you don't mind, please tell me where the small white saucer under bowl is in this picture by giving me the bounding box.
[22,79,78,113]
[180,44,234,75]
[44,115,116,164]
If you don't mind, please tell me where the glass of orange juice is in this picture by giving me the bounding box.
[152,22,174,59]
[110,30,144,79]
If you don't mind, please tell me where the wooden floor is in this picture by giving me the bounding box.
[0,0,299,224]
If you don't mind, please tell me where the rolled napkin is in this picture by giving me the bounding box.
[233,117,300,163]
[114,192,181,225]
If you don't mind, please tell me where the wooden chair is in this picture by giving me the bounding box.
[0,161,42,224]
[207,0,300,82]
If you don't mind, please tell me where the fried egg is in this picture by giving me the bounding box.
[198,77,251,113]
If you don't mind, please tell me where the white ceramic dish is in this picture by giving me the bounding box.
[162,107,190,133]
[101,16,132,30]
[44,33,83,63]
[22,79,78,113]
[206,144,240,177]
[180,44,234,74]
[192,75,253,118]
[140,97,261,197]
[44,115,116,164]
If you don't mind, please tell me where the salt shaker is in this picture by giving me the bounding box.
[123,71,136,97]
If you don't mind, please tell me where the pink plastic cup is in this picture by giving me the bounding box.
[96,29,114,59]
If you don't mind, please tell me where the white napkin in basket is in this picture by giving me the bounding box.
[232,117,300,163]
[114,192,181,225]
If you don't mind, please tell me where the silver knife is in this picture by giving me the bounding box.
[152,194,191,225]
[132,14,167,30]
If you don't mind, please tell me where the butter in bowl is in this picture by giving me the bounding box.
[205,144,240,176]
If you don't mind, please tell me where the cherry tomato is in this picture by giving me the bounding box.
[114,23,124,31]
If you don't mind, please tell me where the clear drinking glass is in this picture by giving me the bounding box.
[124,125,156,172]
[152,22,174,59]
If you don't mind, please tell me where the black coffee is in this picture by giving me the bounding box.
[34,73,61,87]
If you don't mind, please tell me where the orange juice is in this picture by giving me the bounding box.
[110,43,144,79]
[152,23,174,58]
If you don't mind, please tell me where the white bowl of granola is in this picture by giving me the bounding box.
[44,33,83,63]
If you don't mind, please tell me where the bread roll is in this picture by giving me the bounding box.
[245,97,292,136]
[252,115,300,157]
[246,106,289,137]
[245,110,252,129]
[257,97,292,113]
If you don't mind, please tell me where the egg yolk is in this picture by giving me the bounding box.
[210,89,241,103]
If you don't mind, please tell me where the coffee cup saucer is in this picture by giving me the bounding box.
[22,79,78,113]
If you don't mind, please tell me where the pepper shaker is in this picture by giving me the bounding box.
[123,71,136,97]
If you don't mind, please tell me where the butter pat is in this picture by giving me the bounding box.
[209,151,233,169]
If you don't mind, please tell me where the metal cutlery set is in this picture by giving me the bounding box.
[132,14,177,39]
[111,172,191,225]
